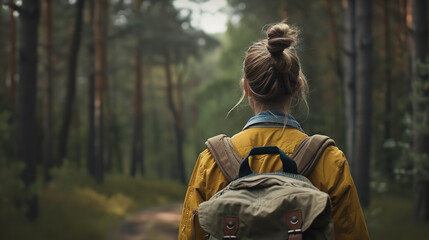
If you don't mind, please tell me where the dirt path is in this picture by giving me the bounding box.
[111,204,183,240]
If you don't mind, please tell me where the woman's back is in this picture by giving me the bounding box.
[179,122,368,239]
[179,20,369,239]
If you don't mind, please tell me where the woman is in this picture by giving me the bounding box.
[179,21,369,239]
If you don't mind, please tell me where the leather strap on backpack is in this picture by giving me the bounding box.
[205,134,242,182]
[206,134,335,181]
[291,135,336,176]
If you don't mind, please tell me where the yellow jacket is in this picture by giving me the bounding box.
[179,126,369,239]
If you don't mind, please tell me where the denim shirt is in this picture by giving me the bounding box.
[243,110,304,132]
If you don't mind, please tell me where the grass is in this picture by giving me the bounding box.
[0,164,186,240]
[365,183,429,239]
[2,163,429,240]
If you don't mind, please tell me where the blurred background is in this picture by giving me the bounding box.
[0,0,428,239]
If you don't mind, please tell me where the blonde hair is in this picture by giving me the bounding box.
[229,20,309,115]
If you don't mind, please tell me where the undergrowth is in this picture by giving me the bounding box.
[365,181,429,239]
[0,163,186,240]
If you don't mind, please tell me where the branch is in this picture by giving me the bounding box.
[2,1,23,12]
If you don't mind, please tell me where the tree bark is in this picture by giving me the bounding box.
[176,64,185,142]
[164,51,186,184]
[190,75,200,154]
[353,0,372,207]
[87,0,96,178]
[324,0,343,80]
[8,0,17,103]
[131,0,144,177]
[410,0,429,222]
[281,1,288,19]
[57,0,84,166]
[343,0,356,168]
[104,90,114,173]
[0,4,2,84]
[0,3,2,87]
[17,0,40,220]
[131,47,144,176]
[324,0,343,142]
[147,68,163,177]
[42,0,53,181]
[71,106,81,168]
[102,2,114,174]
[382,0,394,180]
[0,3,5,97]
[93,0,107,183]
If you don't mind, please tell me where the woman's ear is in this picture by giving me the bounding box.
[242,78,250,96]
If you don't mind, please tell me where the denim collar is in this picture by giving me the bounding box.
[243,110,304,132]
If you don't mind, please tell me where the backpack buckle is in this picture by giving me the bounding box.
[286,210,303,240]
[222,236,237,239]
[222,216,238,239]
[288,229,302,234]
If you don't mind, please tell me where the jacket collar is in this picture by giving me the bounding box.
[243,110,304,132]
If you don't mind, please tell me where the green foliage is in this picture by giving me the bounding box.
[0,111,12,161]
[382,61,429,182]
[1,0,427,236]
[0,164,185,240]
[197,76,252,140]
[0,160,25,207]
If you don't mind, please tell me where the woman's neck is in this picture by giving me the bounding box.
[250,98,291,115]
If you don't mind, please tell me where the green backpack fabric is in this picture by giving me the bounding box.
[198,135,335,240]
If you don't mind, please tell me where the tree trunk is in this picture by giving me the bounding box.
[281,1,288,19]
[164,51,186,184]
[87,0,96,177]
[72,106,81,168]
[17,0,40,220]
[104,91,113,173]
[324,0,343,142]
[42,0,53,182]
[104,82,118,174]
[0,3,5,96]
[8,0,17,103]
[131,48,144,176]
[131,0,144,177]
[324,0,343,80]
[353,0,372,207]
[112,114,123,173]
[101,0,115,174]
[176,64,185,142]
[343,0,356,167]
[410,0,429,222]
[93,0,107,183]
[190,76,200,154]
[147,68,163,177]
[0,2,2,87]
[399,0,414,117]
[382,0,394,180]
[57,0,84,166]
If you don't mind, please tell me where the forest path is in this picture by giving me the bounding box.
[111,203,183,240]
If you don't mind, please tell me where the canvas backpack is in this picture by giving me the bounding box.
[198,134,336,240]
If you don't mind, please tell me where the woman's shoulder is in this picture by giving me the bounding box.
[320,144,348,169]
[197,148,215,168]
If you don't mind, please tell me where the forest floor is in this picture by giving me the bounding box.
[107,188,429,240]
[110,203,183,240]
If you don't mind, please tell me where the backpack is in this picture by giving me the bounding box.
[198,134,336,240]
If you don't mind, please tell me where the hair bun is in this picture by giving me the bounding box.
[266,22,298,55]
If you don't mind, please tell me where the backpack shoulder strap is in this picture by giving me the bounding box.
[205,134,242,182]
[291,134,336,176]
[206,134,336,181]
